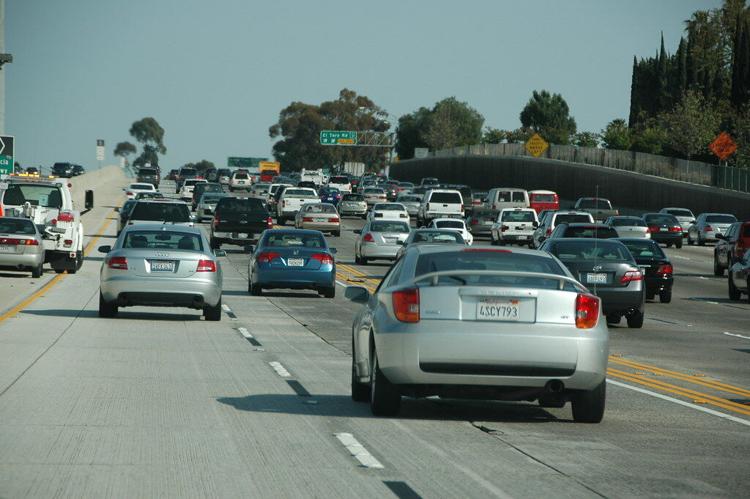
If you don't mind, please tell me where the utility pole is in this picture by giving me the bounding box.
[0,0,12,136]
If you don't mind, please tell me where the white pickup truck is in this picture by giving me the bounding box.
[276,187,319,225]
[0,176,85,273]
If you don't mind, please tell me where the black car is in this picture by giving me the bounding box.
[71,164,85,176]
[549,223,619,240]
[618,238,674,303]
[541,238,646,328]
[136,167,160,188]
[51,162,82,178]
[210,197,273,249]
[642,213,683,248]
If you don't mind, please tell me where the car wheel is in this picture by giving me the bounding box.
[31,262,43,278]
[277,217,285,226]
[675,240,682,249]
[659,290,672,303]
[606,314,620,325]
[204,299,222,321]
[249,282,262,296]
[98,292,118,318]
[321,286,335,298]
[713,255,724,276]
[626,309,644,328]
[666,242,672,248]
[571,380,606,423]
[66,254,79,275]
[687,233,694,245]
[369,348,401,416]
[728,275,741,301]
[210,238,220,250]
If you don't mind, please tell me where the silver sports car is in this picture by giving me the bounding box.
[98,224,224,320]
[346,245,609,422]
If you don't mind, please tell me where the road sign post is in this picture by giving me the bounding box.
[96,139,105,168]
[0,135,15,175]
[320,130,358,146]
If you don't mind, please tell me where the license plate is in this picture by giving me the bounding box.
[287,258,304,267]
[150,260,175,272]
[315,218,326,222]
[477,299,521,321]
[0,245,14,253]
[238,233,248,238]
[660,227,668,232]
[586,273,608,284]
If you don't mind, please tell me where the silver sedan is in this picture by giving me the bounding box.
[345,245,609,422]
[354,220,410,264]
[98,224,224,320]
[0,217,45,278]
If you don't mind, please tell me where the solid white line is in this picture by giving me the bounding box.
[334,433,385,469]
[335,280,348,288]
[606,379,750,427]
[268,361,291,378]
[707,301,720,305]
[697,276,708,280]
[724,331,750,340]
[237,327,253,339]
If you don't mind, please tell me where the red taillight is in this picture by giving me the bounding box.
[669,226,681,233]
[704,225,713,232]
[311,253,333,265]
[126,191,133,196]
[212,214,220,227]
[575,293,600,329]
[303,217,314,222]
[363,233,375,243]
[108,256,128,270]
[328,217,339,223]
[648,225,659,233]
[470,219,479,225]
[257,251,280,264]
[266,216,273,229]
[392,288,420,323]
[656,264,673,275]
[63,239,73,247]
[196,259,217,272]
[57,211,75,222]
[0,237,38,245]
[546,228,552,236]
[620,270,643,284]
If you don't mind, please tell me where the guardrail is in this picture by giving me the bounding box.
[430,143,749,193]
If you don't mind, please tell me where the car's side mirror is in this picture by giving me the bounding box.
[345,286,370,303]
[533,221,539,228]
[98,245,111,253]
[214,249,227,257]
[329,247,337,254]
[353,229,361,235]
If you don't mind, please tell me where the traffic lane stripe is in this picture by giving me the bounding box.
[269,361,291,378]
[334,432,385,469]
[724,332,750,340]
[0,209,115,324]
[607,368,750,417]
[609,357,750,398]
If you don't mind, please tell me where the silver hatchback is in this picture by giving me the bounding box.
[346,245,608,422]
[98,224,223,320]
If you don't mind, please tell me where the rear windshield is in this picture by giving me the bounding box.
[217,169,231,175]
[130,183,154,190]
[555,214,592,224]
[644,214,678,225]
[263,232,326,248]
[706,214,737,224]
[376,204,404,211]
[435,220,464,229]
[0,218,36,234]
[180,168,197,176]
[620,240,666,259]
[201,184,224,193]
[549,241,632,262]
[415,250,568,289]
[398,196,420,202]
[123,231,203,251]
[329,176,349,184]
[284,189,317,197]
[411,231,464,244]
[184,179,204,186]
[130,203,190,222]
[200,194,226,203]
[502,211,536,222]
[135,192,162,199]
[665,209,693,217]
[233,173,249,179]
[304,204,336,213]
[370,221,410,233]
[577,198,611,209]
[531,193,557,203]
[429,192,462,203]
[138,169,157,175]
[495,191,526,202]
[343,194,364,201]
[3,184,63,208]
[609,217,646,227]
[364,188,385,194]
[217,198,265,213]
[563,226,618,238]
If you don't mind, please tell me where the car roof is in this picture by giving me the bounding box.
[547,237,625,246]
[432,217,464,222]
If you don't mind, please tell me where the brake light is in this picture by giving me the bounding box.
[392,288,420,323]
[648,225,659,233]
[311,253,333,265]
[546,228,552,236]
[257,251,280,263]
[576,293,600,329]
[212,214,220,227]
[656,264,673,275]
[107,256,128,270]
[303,217,314,222]
[57,211,75,222]
[704,225,712,232]
[0,237,38,245]
[196,259,217,272]
[63,239,73,247]
[669,226,681,233]
[620,270,643,284]
[328,217,339,223]
[266,216,273,229]
[470,219,479,225]
[126,191,133,196]
[363,233,375,243]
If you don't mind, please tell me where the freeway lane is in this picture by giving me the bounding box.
[0,178,748,497]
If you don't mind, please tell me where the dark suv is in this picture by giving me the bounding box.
[136,167,160,188]
[51,162,83,178]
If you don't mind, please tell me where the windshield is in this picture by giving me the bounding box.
[375,204,404,211]
[329,176,349,184]
[620,240,666,259]
[563,225,618,238]
[304,204,336,213]
[644,214,679,225]
[531,193,557,202]
[130,183,154,190]
[370,221,410,233]
[429,192,461,203]
[234,173,249,179]
[411,231,464,244]
[555,214,592,224]
[577,198,611,209]
[705,214,737,224]
[129,202,190,222]
[180,168,197,176]
[3,184,63,208]
[123,230,203,251]
[343,194,364,201]
[284,189,317,197]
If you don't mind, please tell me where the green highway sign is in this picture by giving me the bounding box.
[228,157,267,169]
[320,130,358,146]
[0,136,15,175]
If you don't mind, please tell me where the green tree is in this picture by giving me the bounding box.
[660,90,721,159]
[505,127,533,144]
[730,103,750,165]
[573,132,600,148]
[519,90,577,145]
[183,160,216,173]
[481,127,506,144]
[129,117,166,167]
[731,15,750,109]
[601,119,631,150]
[423,97,484,150]
[133,145,159,168]
[394,107,431,159]
[113,141,137,165]
[630,120,669,155]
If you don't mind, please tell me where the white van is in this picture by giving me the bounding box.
[486,188,530,211]
[417,189,464,226]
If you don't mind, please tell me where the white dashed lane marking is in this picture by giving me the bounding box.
[334,432,385,469]
[269,361,291,378]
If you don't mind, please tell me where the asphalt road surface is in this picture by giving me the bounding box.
[0,174,748,498]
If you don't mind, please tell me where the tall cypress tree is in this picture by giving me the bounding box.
[675,37,688,98]
[629,56,640,127]
[731,17,750,109]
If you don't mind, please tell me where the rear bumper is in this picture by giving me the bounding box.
[361,244,400,259]
[650,233,682,244]
[100,275,222,308]
[593,287,644,315]
[299,222,340,232]
[0,250,44,269]
[645,276,673,294]
[253,267,335,289]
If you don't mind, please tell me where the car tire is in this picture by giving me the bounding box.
[659,290,672,303]
[606,314,620,325]
[66,254,79,275]
[666,242,672,248]
[687,233,694,245]
[351,362,369,402]
[98,292,118,318]
[713,255,724,276]
[728,275,741,301]
[204,299,222,321]
[31,262,43,278]
[369,349,400,416]
[626,309,644,328]
[249,282,262,296]
[571,380,606,423]
[675,240,682,249]
[321,286,335,298]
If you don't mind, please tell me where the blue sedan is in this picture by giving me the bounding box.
[319,187,342,206]
[248,229,337,298]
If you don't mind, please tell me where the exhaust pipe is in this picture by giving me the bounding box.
[539,380,566,408]
[544,380,564,393]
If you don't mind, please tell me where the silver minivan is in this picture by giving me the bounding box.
[486,187,530,212]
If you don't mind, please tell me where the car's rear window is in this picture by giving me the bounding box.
[609,217,646,227]
[435,220,464,229]
[264,232,326,248]
[563,226,618,238]
[531,193,557,203]
[549,241,632,262]
[370,221,410,233]
[200,183,223,192]
[304,204,336,213]
[200,194,225,203]
[130,202,190,222]
[502,211,536,222]
[343,194,364,201]
[284,189,317,197]
[706,214,737,224]
[620,240,666,259]
[376,204,404,211]
[131,183,154,190]
[412,231,464,244]
[555,214,592,224]
[234,173,249,180]
[180,168,197,176]
[644,214,679,225]
[217,198,265,213]
[0,218,36,234]
[429,192,462,204]
[399,182,414,188]
[329,176,349,184]
[577,198,611,209]
[364,188,385,194]
[138,169,157,175]
[398,196,420,202]
[665,209,693,217]
[123,231,203,251]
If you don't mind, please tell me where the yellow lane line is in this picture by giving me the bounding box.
[608,368,750,417]
[0,209,116,324]
[609,357,750,398]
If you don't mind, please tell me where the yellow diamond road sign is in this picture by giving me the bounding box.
[525,133,549,158]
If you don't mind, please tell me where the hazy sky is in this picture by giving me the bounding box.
[6,0,721,170]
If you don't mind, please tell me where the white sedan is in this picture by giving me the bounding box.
[368,203,410,222]
[124,182,156,200]
[428,218,473,245]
